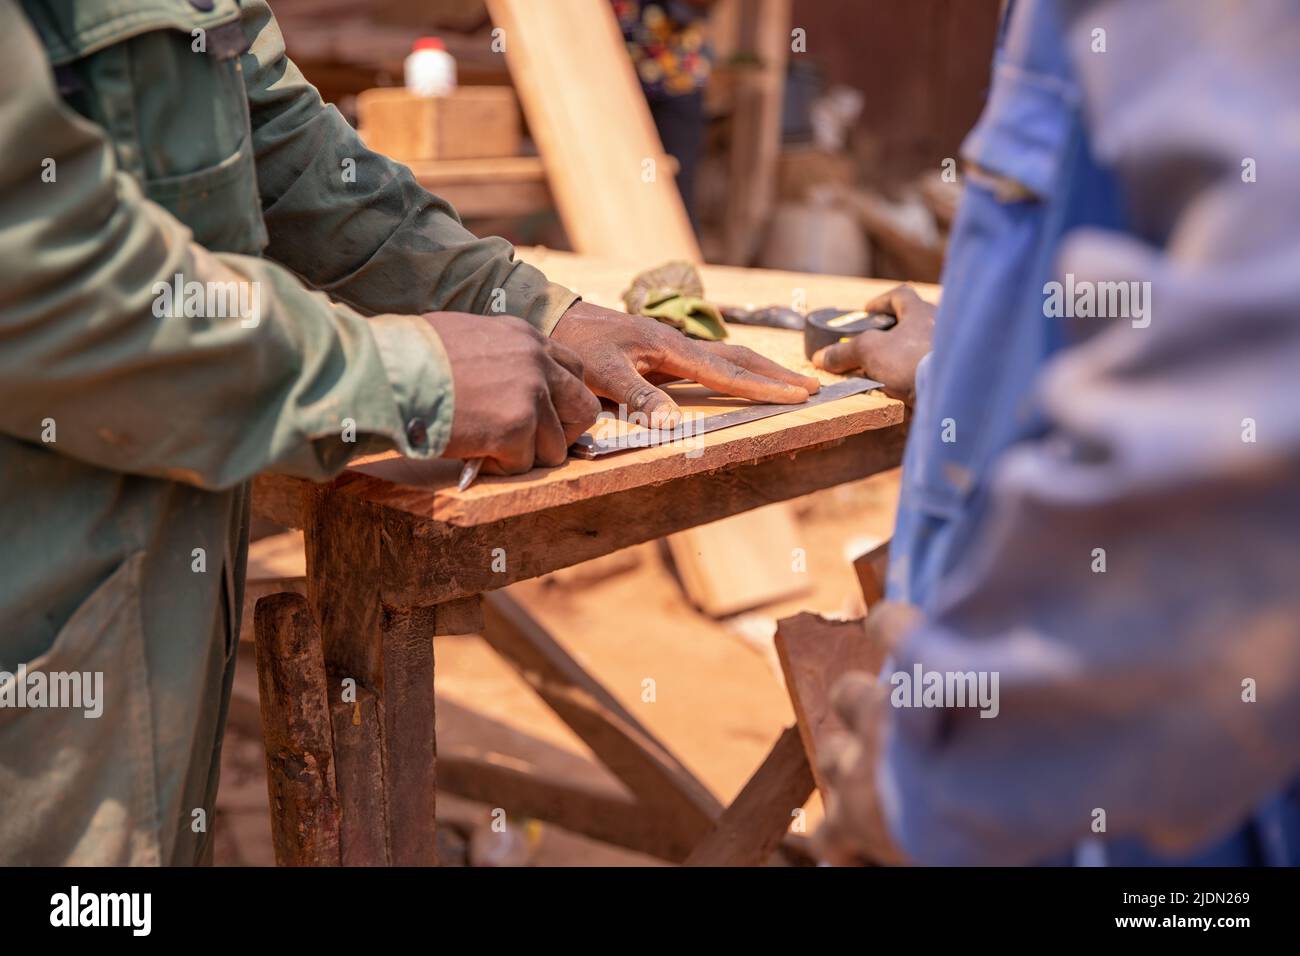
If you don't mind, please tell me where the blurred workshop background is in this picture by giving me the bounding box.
[269,0,998,278]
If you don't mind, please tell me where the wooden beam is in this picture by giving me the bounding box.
[481,591,724,851]
[485,0,701,261]
[438,752,696,862]
[684,725,814,866]
[329,685,388,865]
[722,0,792,265]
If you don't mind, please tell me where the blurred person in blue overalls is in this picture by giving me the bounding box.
[813,0,1300,865]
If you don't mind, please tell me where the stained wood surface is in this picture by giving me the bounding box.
[302,489,441,866]
[485,0,701,262]
[775,612,887,796]
[330,687,388,865]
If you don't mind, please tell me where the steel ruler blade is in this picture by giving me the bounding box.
[570,376,882,459]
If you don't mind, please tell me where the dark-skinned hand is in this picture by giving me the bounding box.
[551,301,821,427]
[426,312,600,475]
[812,285,936,407]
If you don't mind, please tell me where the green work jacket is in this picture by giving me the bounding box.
[0,0,575,864]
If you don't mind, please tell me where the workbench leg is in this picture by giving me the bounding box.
[252,591,342,866]
[303,491,462,866]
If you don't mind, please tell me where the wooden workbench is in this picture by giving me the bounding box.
[251,251,930,866]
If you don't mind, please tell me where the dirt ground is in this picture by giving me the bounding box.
[214,468,901,866]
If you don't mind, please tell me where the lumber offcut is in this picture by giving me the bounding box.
[775,612,887,796]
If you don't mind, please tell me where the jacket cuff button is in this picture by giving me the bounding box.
[405,417,429,449]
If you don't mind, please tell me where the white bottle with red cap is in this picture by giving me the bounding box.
[404,37,457,97]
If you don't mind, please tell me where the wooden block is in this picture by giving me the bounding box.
[667,502,811,618]
[775,612,885,796]
[357,86,521,162]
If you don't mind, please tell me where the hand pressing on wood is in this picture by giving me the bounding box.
[551,301,821,428]
[427,312,601,474]
[815,601,921,866]
[812,285,936,408]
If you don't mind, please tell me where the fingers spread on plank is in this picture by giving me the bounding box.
[702,341,822,394]
[659,341,810,404]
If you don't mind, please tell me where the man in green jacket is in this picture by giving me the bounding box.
[0,0,818,865]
